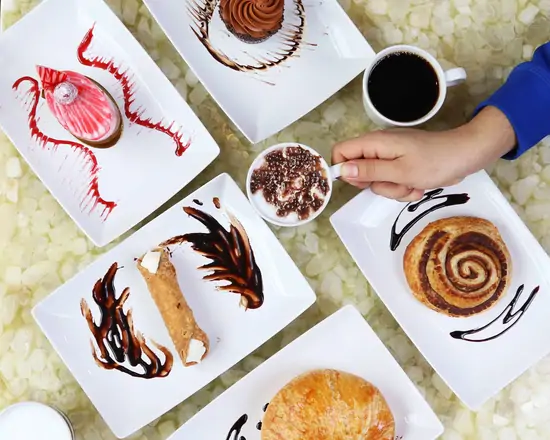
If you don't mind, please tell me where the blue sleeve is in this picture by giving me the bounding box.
[474,42,550,159]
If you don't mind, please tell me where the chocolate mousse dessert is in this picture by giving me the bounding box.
[250,145,330,222]
[219,0,285,43]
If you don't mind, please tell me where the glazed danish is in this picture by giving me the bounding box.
[404,216,511,317]
[261,369,395,440]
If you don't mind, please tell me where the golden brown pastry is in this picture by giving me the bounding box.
[137,249,209,366]
[261,369,395,440]
[404,216,511,317]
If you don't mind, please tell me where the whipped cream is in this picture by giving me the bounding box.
[140,251,161,274]
[186,339,206,364]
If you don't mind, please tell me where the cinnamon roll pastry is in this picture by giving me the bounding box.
[404,216,511,317]
[261,369,395,440]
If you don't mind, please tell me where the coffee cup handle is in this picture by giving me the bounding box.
[444,68,467,87]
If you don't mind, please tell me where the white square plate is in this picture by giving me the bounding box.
[168,306,443,440]
[32,173,316,438]
[331,171,550,410]
[0,0,220,246]
[143,0,375,143]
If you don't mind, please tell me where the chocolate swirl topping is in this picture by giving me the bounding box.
[80,262,174,378]
[220,0,284,40]
[404,217,511,317]
[188,0,306,73]
[160,201,264,310]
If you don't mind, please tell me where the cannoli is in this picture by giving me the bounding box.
[137,249,209,366]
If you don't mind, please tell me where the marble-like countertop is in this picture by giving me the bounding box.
[1,1,550,439]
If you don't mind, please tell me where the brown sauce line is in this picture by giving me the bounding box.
[188,0,307,73]
[390,188,470,251]
[81,262,173,378]
[450,285,540,342]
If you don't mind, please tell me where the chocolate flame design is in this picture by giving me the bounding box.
[80,262,173,378]
[188,0,307,73]
[160,201,264,309]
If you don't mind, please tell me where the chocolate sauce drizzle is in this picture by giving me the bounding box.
[160,200,264,309]
[226,414,248,440]
[193,199,204,206]
[226,403,268,439]
[390,188,470,251]
[450,285,539,342]
[80,262,174,378]
[250,146,330,220]
[188,0,307,74]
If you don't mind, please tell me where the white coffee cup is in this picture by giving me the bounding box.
[246,143,342,227]
[362,45,467,127]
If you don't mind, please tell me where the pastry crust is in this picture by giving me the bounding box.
[261,369,395,440]
[404,216,511,317]
[137,249,209,366]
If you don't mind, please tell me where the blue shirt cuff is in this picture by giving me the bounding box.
[474,64,550,160]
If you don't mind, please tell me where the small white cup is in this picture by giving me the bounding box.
[362,45,467,127]
[0,402,75,440]
[246,143,341,227]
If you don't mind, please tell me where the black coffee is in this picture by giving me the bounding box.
[367,52,440,123]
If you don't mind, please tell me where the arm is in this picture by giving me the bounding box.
[474,42,550,159]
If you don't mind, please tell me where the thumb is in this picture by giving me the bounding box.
[341,158,404,184]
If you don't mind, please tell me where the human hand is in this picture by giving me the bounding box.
[332,107,516,201]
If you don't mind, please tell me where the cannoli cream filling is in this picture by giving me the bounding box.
[187,339,207,364]
[140,251,161,274]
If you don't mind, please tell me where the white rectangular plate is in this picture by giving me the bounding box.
[0,0,220,246]
[331,171,550,409]
[143,0,375,143]
[32,173,316,438]
[168,306,443,440]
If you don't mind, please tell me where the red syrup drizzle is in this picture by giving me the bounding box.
[77,25,191,157]
[12,76,116,219]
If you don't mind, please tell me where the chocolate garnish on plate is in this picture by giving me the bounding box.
[161,200,264,309]
[80,262,173,378]
[226,414,248,440]
[450,284,539,342]
[250,145,330,221]
[390,188,470,251]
